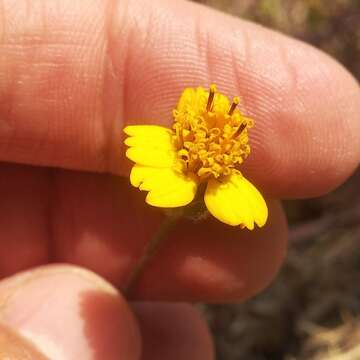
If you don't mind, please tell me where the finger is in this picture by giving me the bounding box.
[0,0,359,197]
[45,168,287,302]
[132,302,214,360]
[0,265,141,360]
[0,163,286,302]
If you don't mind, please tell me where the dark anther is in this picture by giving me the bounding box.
[206,85,216,112]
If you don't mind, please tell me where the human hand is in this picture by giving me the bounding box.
[0,0,359,358]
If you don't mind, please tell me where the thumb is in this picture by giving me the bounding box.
[0,265,141,360]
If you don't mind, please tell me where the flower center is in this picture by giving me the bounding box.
[172,85,253,181]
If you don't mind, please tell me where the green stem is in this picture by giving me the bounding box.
[123,214,180,297]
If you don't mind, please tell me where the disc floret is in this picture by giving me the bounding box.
[172,85,253,181]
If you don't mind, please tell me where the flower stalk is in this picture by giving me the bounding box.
[123,211,182,296]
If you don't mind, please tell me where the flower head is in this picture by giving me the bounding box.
[124,85,268,230]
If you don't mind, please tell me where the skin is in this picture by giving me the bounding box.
[0,0,359,358]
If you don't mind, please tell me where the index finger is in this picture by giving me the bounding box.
[0,0,359,197]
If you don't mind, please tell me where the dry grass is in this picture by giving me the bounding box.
[191,1,360,359]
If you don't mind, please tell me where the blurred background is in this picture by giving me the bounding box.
[191,1,360,359]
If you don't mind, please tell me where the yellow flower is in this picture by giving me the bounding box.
[124,85,268,230]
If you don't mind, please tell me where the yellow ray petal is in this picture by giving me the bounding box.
[130,164,198,208]
[124,125,176,167]
[125,136,172,148]
[124,125,173,137]
[204,173,268,229]
[126,147,176,168]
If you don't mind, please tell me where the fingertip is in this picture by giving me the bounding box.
[245,37,360,197]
